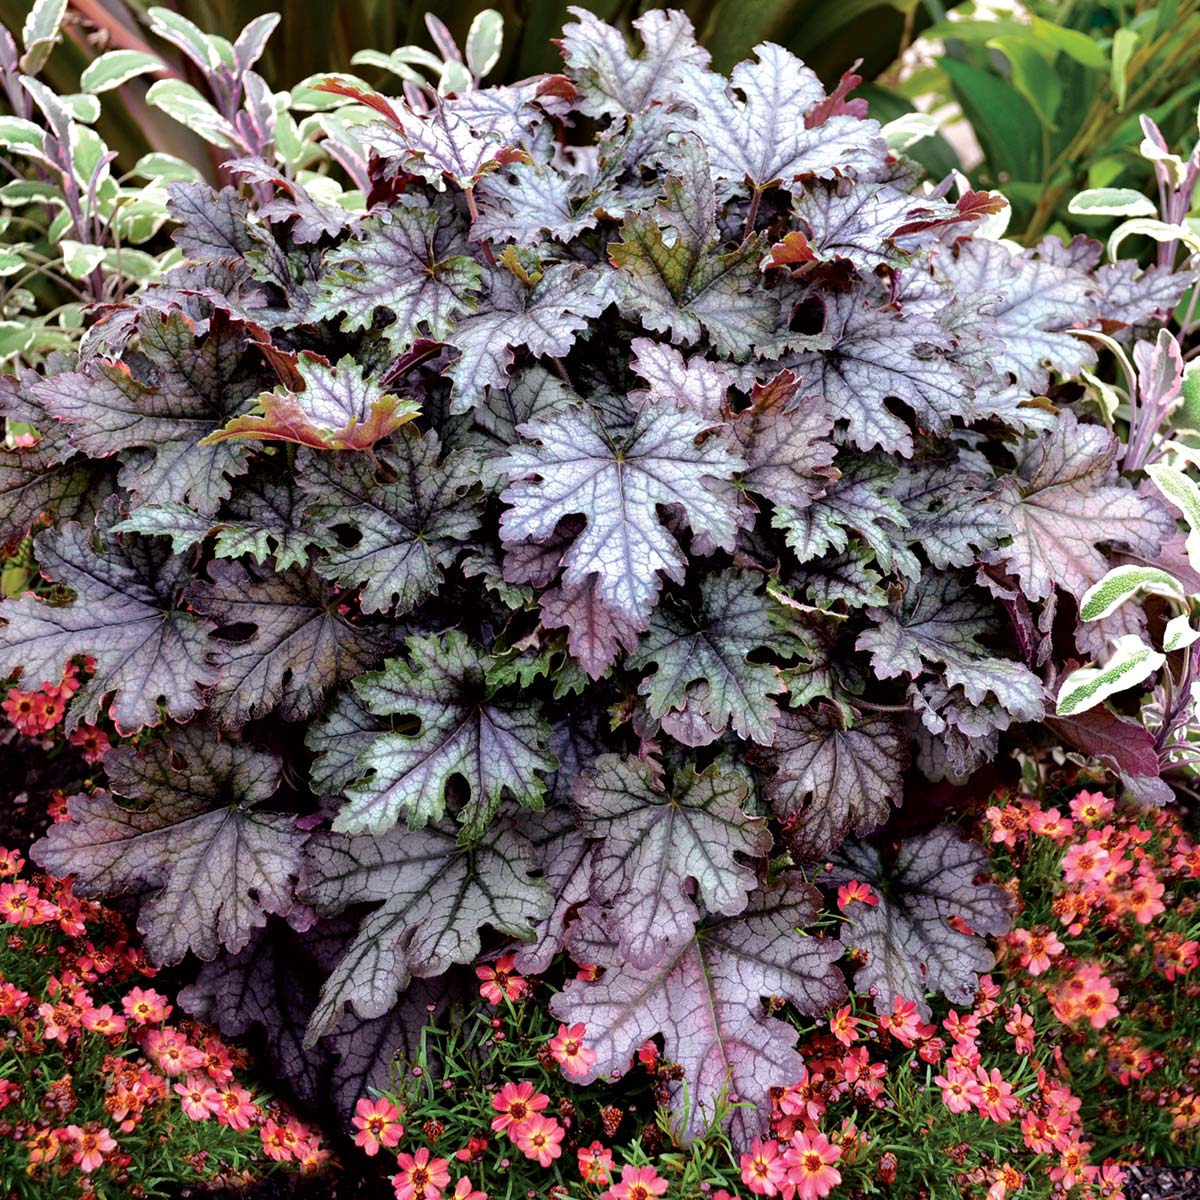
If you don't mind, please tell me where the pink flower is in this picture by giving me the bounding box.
[975,1067,1017,1122]
[1062,841,1112,885]
[835,880,877,912]
[451,1179,487,1200]
[549,1022,598,1077]
[1004,1005,1034,1056]
[1010,927,1064,976]
[579,1141,614,1186]
[175,1075,221,1121]
[262,1117,307,1162]
[1029,808,1074,842]
[513,1113,563,1167]
[1127,870,1166,924]
[144,1027,205,1076]
[605,1164,669,1200]
[215,1085,258,1131]
[66,1125,116,1174]
[784,1130,842,1200]
[828,1004,858,1048]
[490,1081,548,1135]
[82,1004,126,1036]
[475,954,529,1005]
[1069,790,1113,824]
[741,1136,788,1196]
[935,1068,984,1114]
[393,1147,452,1200]
[1077,971,1120,1029]
[878,996,923,1047]
[353,1096,405,1155]
[122,986,171,1025]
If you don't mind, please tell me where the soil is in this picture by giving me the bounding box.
[1127,1165,1200,1199]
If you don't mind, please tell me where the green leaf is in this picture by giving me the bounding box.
[1107,217,1200,261]
[146,7,223,72]
[21,0,67,74]
[1055,635,1165,717]
[1079,564,1186,622]
[81,50,165,94]
[59,240,105,280]
[1164,613,1200,653]
[1180,360,1200,430]
[990,37,1062,128]
[1147,462,1200,572]
[146,80,241,149]
[1028,16,1109,70]
[940,57,1042,182]
[465,10,504,78]
[1110,28,1140,111]
[1069,187,1157,217]
[0,117,47,159]
[131,152,205,184]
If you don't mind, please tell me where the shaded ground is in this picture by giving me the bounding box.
[1128,1166,1200,1199]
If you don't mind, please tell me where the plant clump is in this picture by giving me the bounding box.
[0,4,1188,1153]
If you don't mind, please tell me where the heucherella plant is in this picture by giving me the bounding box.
[1056,460,1200,799]
[0,5,1187,1149]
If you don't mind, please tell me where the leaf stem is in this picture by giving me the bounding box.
[463,186,496,265]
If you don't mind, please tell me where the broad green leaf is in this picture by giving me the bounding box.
[1164,613,1200,653]
[1108,218,1200,262]
[1181,360,1200,430]
[58,239,105,280]
[21,0,67,74]
[1056,634,1166,716]
[940,56,1041,183]
[990,37,1061,128]
[1110,28,1140,111]
[0,116,46,159]
[1068,187,1157,218]
[146,7,222,72]
[132,152,205,184]
[81,50,165,93]
[1079,564,1187,622]
[465,10,504,78]
[1147,462,1200,572]
[881,112,938,152]
[1028,16,1108,69]
[146,80,241,149]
